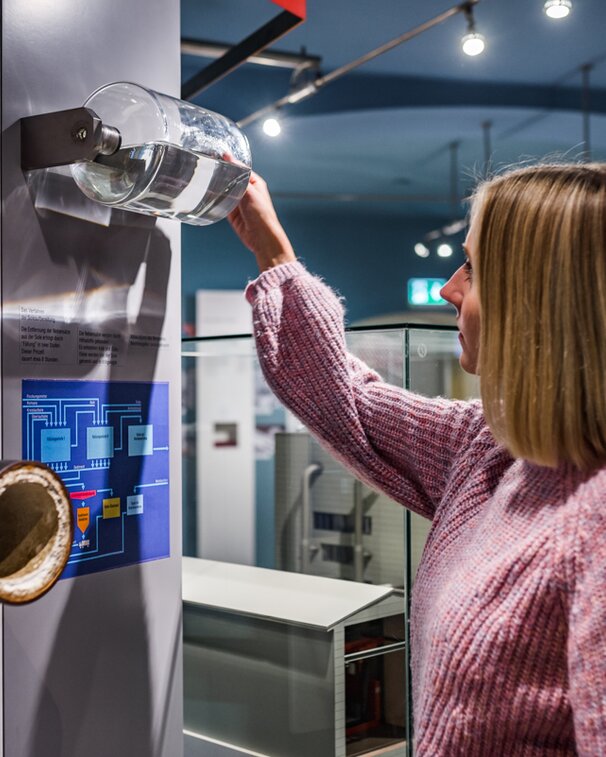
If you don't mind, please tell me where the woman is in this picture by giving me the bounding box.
[228,163,606,756]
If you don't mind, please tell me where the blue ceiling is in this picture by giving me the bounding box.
[180,0,606,220]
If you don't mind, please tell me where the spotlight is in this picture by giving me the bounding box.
[437,243,453,258]
[262,117,282,137]
[462,32,486,56]
[461,4,485,56]
[414,243,430,258]
[544,0,571,18]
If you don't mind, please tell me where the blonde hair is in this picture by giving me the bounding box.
[473,162,606,470]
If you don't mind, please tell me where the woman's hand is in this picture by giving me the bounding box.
[228,170,296,272]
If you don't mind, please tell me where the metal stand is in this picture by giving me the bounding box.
[21,107,121,171]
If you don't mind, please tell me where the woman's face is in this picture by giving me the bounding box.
[440,220,481,374]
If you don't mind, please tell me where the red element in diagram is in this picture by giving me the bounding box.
[70,489,97,500]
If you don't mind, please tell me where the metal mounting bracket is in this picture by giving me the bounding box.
[21,107,121,171]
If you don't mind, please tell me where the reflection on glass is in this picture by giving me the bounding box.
[182,325,479,757]
[275,433,405,588]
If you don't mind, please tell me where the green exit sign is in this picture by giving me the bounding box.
[407,278,447,307]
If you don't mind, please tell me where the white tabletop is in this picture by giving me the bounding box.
[182,557,394,631]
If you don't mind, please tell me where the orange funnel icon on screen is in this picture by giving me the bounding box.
[77,506,90,535]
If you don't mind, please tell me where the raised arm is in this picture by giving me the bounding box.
[229,173,488,519]
[228,171,297,272]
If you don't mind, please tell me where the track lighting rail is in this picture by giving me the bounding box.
[181,38,321,71]
[237,0,481,128]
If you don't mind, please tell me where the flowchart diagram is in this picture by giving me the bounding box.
[22,379,170,579]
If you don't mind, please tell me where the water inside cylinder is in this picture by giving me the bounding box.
[71,142,251,225]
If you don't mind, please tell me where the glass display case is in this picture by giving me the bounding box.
[182,325,479,757]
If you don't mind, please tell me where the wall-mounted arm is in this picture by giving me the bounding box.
[21,107,121,171]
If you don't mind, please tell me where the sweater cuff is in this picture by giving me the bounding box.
[245,261,308,304]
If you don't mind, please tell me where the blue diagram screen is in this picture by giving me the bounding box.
[22,379,170,579]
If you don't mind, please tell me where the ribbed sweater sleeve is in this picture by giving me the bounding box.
[245,261,487,520]
[564,483,606,755]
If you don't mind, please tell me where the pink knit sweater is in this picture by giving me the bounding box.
[245,261,606,756]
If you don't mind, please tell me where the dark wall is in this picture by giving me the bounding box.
[181,201,464,333]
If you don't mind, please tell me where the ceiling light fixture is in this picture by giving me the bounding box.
[262,117,282,137]
[461,3,485,56]
[544,0,572,19]
[437,243,454,258]
[238,1,483,129]
[414,243,431,258]
[462,32,485,56]
[287,82,318,104]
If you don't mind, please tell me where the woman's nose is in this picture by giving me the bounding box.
[440,267,464,313]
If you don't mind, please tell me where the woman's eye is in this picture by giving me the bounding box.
[462,259,473,282]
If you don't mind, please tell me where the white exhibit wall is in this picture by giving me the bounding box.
[195,290,255,565]
[1,2,183,755]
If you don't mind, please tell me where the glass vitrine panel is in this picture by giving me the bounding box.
[182,324,478,757]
